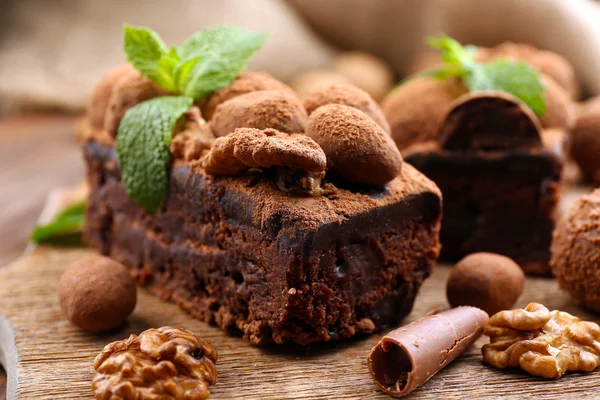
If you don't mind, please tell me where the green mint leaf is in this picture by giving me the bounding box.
[427,35,475,70]
[116,96,193,211]
[124,24,178,91]
[178,26,268,99]
[30,200,86,244]
[465,60,546,116]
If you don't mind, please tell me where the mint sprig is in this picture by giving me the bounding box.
[118,25,267,212]
[124,24,267,99]
[31,200,86,245]
[421,35,546,116]
[116,96,193,212]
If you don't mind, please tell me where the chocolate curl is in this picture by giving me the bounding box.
[367,306,489,397]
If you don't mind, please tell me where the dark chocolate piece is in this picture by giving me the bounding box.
[367,307,489,397]
[438,92,542,151]
[84,140,442,345]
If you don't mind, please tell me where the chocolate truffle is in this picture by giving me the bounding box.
[203,71,294,120]
[331,51,395,101]
[539,74,575,131]
[571,102,600,184]
[103,70,169,137]
[447,252,525,315]
[306,104,402,185]
[210,90,308,137]
[381,77,467,150]
[58,255,137,332]
[87,64,137,130]
[303,83,390,132]
[551,189,600,311]
[289,69,352,100]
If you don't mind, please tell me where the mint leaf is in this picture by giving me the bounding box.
[124,24,178,91]
[427,35,476,70]
[420,35,546,117]
[31,200,86,244]
[116,96,193,211]
[465,60,546,116]
[178,26,268,99]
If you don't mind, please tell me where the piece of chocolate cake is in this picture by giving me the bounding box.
[400,92,564,275]
[83,66,442,345]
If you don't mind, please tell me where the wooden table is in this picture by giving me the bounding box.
[0,115,84,400]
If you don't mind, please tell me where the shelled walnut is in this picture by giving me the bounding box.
[92,327,218,400]
[482,303,600,379]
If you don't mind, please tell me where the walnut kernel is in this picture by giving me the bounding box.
[92,327,218,400]
[482,303,600,379]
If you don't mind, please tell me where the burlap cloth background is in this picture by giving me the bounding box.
[1,0,599,115]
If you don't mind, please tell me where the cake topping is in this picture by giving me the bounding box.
[438,91,543,150]
[91,24,267,211]
[382,77,466,150]
[446,252,525,315]
[476,42,579,100]
[482,303,600,379]
[203,128,326,196]
[368,307,489,397]
[303,83,390,132]
[58,255,137,332]
[306,104,403,185]
[202,71,295,120]
[170,106,214,161]
[382,36,577,151]
[210,89,308,137]
[550,189,600,310]
[92,327,218,400]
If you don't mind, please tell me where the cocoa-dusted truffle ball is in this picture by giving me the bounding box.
[551,190,600,311]
[87,64,137,130]
[306,104,403,185]
[381,77,467,150]
[104,70,169,137]
[539,74,575,131]
[58,255,137,332]
[203,71,294,120]
[210,90,308,137]
[331,51,395,101]
[303,83,390,132]
[571,102,600,184]
[289,69,352,100]
[477,42,579,100]
[447,252,525,315]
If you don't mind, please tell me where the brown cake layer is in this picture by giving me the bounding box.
[405,148,561,275]
[84,140,442,345]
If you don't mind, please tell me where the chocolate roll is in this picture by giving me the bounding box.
[367,307,489,397]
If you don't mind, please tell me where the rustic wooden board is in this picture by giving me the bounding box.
[0,141,596,399]
[1,239,600,400]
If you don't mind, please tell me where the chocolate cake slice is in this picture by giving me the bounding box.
[82,62,442,345]
[84,141,441,345]
[401,93,565,275]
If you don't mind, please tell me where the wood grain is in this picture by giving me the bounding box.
[1,244,600,399]
[0,115,83,267]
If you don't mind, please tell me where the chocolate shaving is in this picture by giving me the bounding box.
[438,91,543,151]
[367,306,489,397]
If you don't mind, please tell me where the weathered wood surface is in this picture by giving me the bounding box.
[1,243,600,399]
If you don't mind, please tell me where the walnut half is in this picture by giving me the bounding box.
[92,327,218,400]
[482,303,600,379]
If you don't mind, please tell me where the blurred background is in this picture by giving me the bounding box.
[1,0,600,396]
